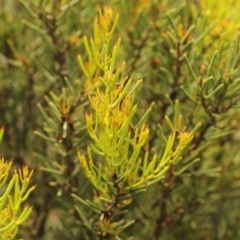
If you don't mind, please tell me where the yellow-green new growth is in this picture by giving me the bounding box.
[0,156,35,240]
[77,7,194,193]
[73,7,194,238]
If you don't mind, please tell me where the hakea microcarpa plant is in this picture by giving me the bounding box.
[72,7,194,238]
[0,128,35,240]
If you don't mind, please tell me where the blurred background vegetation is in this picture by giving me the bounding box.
[1,0,240,239]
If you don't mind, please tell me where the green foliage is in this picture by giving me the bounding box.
[72,8,194,238]
[1,0,240,239]
[0,129,35,240]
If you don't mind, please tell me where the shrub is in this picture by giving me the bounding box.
[1,0,240,239]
